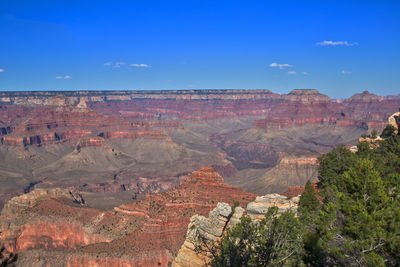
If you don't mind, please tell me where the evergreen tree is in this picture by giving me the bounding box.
[211,207,304,266]
[298,180,320,223]
[371,129,378,138]
[317,145,357,196]
[381,124,396,138]
[211,135,400,266]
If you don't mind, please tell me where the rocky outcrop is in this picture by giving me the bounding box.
[0,167,255,266]
[74,98,88,111]
[173,203,234,267]
[388,110,400,134]
[246,194,299,221]
[174,193,299,266]
[358,136,383,148]
[1,188,77,219]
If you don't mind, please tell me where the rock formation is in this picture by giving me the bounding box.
[0,89,398,265]
[173,193,299,266]
[246,194,299,221]
[0,89,399,214]
[173,203,235,267]
[388,109,400,134]
[0,167,255,266]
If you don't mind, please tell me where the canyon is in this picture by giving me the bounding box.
[0,167,255,266]
[0,89,398,209]
[0,89,399,265]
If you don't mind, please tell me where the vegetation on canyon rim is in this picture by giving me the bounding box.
[210,125,400,266]
[0,246,17,267]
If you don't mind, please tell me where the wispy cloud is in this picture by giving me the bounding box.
[104,62,151,69]
[269,62,292,69]
[130,63,151,68]
[341,70,352,75]
[302,72,308,75]
[0,69,4,73]
[316,41,358,46]
[113,62,125,68]
[56,75,72,79]
[287,71,297,74]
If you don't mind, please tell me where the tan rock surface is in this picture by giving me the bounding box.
[388,111,400,134]
[174,193,299,266]
[247,194,299,221]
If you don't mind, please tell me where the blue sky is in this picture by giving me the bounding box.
[0,0,399,98]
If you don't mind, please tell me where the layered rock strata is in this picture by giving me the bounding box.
[173,193,298,267]
[0,89,399,222]
[173,203,236,267]
[0,167,255,266]
[246,194,299,221]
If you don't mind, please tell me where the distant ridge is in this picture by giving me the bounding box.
[0,89,396,100]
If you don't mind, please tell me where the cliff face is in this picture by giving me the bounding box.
[173,194,299,267]
[253,90,390,131]
[173,203,238,267]
[0,90,396,132]
[0,167,255,266]
[0,89,398,265]
[258,156,318,194]
[225,156,318,196]
[0,89,398,212]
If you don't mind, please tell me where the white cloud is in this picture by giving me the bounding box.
[104,61,151,69]
[56,75,72,79]
[287,71,297,74]
[316,41,358,46]
[269,62,292,69]
[113,62,125,68]
[302,72,308,75]
[0,69,4,73]
[130,63,151,68]
[341,70,352,75]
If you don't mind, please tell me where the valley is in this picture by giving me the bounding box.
[0,89,398,210]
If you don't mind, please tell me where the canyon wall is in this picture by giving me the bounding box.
[0,89,399,210]
[0,89,399,265]
[0,167,255,266]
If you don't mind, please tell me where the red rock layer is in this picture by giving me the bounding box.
[16,222,109,251]
[0,167,255,266]
[0,103,177,147]
[1,90,399,148]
